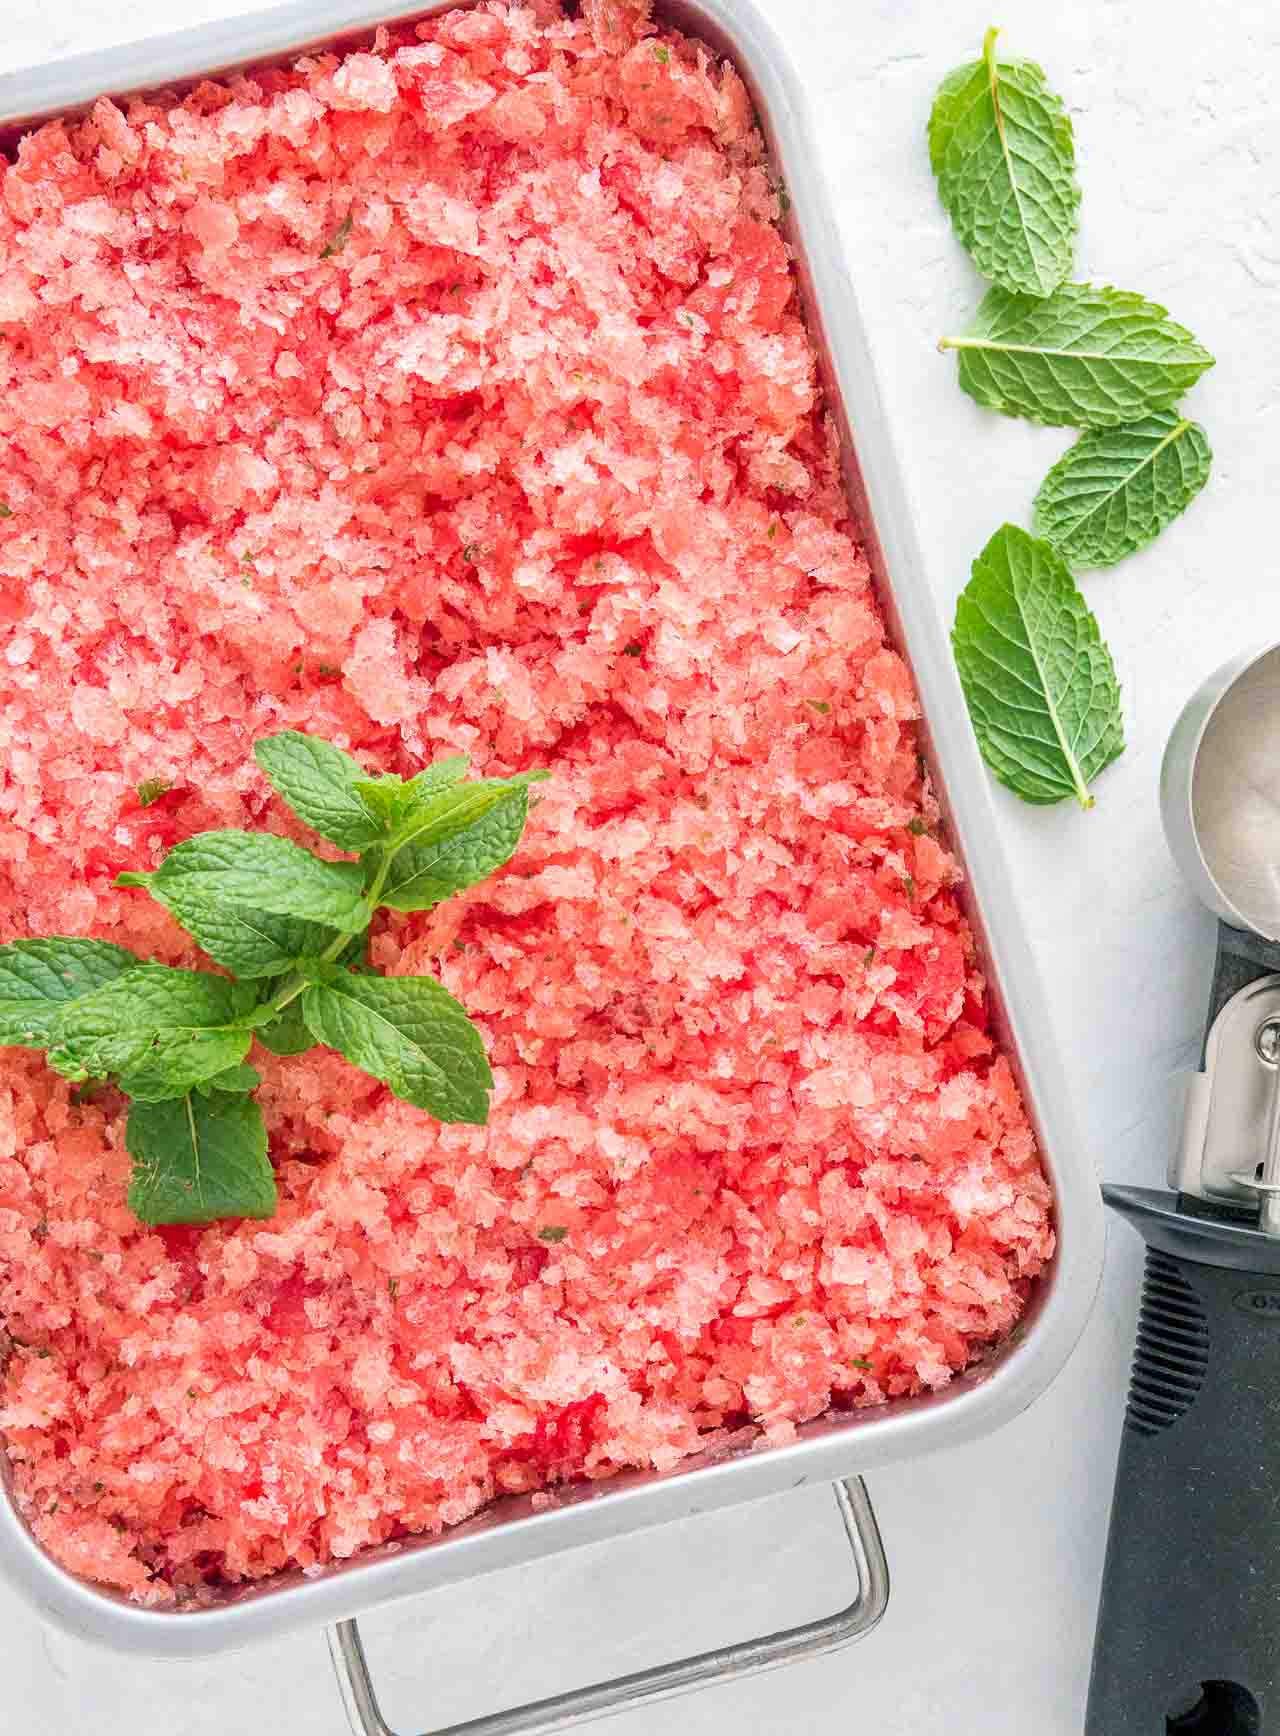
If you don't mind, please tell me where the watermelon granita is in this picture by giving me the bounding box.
[0,0,1053,1604]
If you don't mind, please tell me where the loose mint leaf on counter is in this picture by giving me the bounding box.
[0,938,140,1048]
[141,831,369,929]
[126,1093,276,1225]
[254,731,390,851]
[1032,410,1212,566]
[301,972,493,1124]
[940,283,1215,427]
[929,27,1079,297]
[952,523,1124,806]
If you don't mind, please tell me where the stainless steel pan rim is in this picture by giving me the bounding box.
[0,0,1105,1687]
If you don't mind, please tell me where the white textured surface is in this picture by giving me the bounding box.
[1,1,1271,1730]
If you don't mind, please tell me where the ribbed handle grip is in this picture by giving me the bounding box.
[1087,1238,1280,1734]
[1123,1250,1211,1436]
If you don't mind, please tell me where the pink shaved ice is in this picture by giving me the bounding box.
[0,1,1053,1602]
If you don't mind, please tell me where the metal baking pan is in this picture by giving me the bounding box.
[0,3,1105,1727]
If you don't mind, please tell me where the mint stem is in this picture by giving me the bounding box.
[270,852,395,1016]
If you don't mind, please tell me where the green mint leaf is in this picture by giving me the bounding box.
[929,28,1079,297]
[353,755,470,829]
[150,831,369,929]
[952,524,1124,807]
[941,283,1215,427]
[349,777,410,828]
[320,211,353,259]
[116,1028,253,1102]
[146,885,339,980]
[537,1225,568,1243]
[125,1093,276,1225]
[1032,410,1212,567]
[301,973,493,1124]
[202,1063,262,1094]
[135,778,171,809]
[377,776,543,914]
[254,732,389,850]
[49,963,258,1095]
[255,997,315,1058]
[0,938,141,1049]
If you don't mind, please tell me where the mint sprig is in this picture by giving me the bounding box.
[0,734,546,1224]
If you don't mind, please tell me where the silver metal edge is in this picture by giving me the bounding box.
[324,1477,888,1736]
[0,0,1105,1657]
[1158,639,1280,938]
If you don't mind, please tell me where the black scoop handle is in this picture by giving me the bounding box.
[1087,1186,1280,1735]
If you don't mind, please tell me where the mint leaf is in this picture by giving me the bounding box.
[148,887,339,980]
[125,1094,276,1225]
[254,732,388,851]
[929,28,1079,298]
[148,831,369,929]
[405,755,472,797]
[117,1029,253,1102]
[320,211,353,260]
[953,524,1124,807]
[941,283,1215,427]
[377,776,543,913]
[255,997,315,1058]
[0,938,140,1048]
[1032,411,1212,567]
[349,778,410,829]
[301,973,492,1123]
[353,755,470,829]
[201,1063,261,1095]
[48,964,258,1095]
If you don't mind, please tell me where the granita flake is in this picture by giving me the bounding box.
[0,0,1053,1603]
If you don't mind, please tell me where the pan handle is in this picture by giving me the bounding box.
[327,1475,888,1736]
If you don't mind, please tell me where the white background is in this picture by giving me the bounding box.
[2,0,1273,1729]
